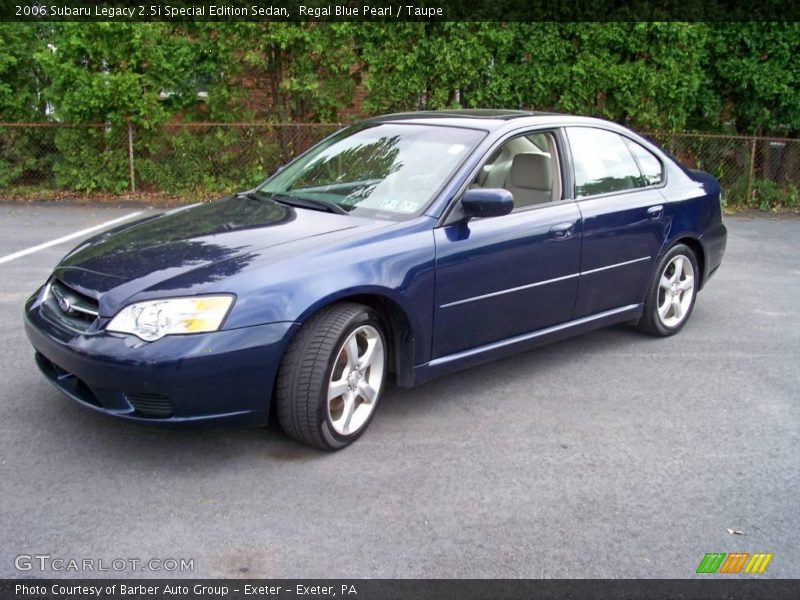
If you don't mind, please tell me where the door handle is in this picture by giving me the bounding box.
[647,205,664,220]
[550,222,574,240]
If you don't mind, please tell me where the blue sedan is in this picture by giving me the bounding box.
[24,110,727,449]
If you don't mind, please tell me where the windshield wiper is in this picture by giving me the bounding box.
[278,193,350,215]
[241,190,348,215]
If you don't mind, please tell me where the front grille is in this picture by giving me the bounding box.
[43,279,100,331]
[126,393,173,418]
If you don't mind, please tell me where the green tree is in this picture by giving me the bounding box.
[208,23,358,122]
[34,23,209,191]
[356,23,711,132]
[702,22,799,135]
[0,23,46,121]
[554,23,710,131]
[356,23,528,112]
[36,23,199,127]
[0,23,50,187]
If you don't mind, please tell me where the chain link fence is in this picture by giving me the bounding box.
[0,122,340,200]
[645,131,799,210]
[134,122,341,195]
[1,122,798,209]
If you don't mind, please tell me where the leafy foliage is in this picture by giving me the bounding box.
[702,23,800,135]
[0,24,47,121]
[193,23,359,122]
[0,24,50,186]
[31,23,197,191]
[751,179,799,211]
[2,22,795,133]
[52,127,129,193]
[0,22,797,206]
[136,126,281,194]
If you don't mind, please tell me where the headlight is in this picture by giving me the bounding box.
[106,295,234,342]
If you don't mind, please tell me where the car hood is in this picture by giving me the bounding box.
[53,195,378,315]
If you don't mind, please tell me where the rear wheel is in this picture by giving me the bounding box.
[638,243,699,336]
[275,303,387,450]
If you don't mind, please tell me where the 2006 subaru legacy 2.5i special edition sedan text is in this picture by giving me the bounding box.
[25,110,727,450]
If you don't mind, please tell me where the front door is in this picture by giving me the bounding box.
[432,204,582,358]
[431,129,581,359]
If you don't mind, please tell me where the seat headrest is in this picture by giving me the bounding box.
[510,153,551,191]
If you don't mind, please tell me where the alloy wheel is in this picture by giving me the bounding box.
[327,325,385,436]
[656,254,695,328]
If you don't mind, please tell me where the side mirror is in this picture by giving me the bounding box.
[460,188,514,219]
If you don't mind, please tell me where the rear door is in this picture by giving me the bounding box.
[564,127,669,317]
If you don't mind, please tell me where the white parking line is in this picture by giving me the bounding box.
[0,211,143,265]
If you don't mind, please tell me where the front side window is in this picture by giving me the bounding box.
[567,127,644,197]
[258,123,486,218]
[470,131,562,209]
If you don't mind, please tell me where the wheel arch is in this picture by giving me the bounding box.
[665,233,707,290]
[295,289,418,388]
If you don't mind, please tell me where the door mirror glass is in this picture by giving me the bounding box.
[461,188,514,219]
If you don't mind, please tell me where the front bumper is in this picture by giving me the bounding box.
[24,293,295,426]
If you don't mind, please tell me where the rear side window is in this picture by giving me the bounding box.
[625,138,664,186]
[567,127,643,197]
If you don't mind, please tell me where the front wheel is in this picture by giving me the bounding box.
[638,244,699,336]
[275,303,387,450]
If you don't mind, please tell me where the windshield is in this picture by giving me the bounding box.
[257,123,486,218]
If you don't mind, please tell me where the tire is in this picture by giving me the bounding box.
[638,243,699,337]
[275,303,388,450]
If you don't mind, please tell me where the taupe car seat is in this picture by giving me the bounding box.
[505,153,552,208]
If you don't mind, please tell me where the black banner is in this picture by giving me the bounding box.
[1,0,799,22]
[2,580,800,600]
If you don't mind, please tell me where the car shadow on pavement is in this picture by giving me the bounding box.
[377,323,650,417]
[34,323,652,467]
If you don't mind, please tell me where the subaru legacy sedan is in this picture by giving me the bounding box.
[24,110,727,450]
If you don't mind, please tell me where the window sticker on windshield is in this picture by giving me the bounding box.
[447,144,466,155]
[380,198,400,210]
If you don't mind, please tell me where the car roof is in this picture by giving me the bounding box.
[365,109,620,133]
[377,109,555,121]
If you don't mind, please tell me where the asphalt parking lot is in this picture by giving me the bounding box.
[0,203,798,579]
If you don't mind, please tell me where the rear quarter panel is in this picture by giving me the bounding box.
[659,165,727,287]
